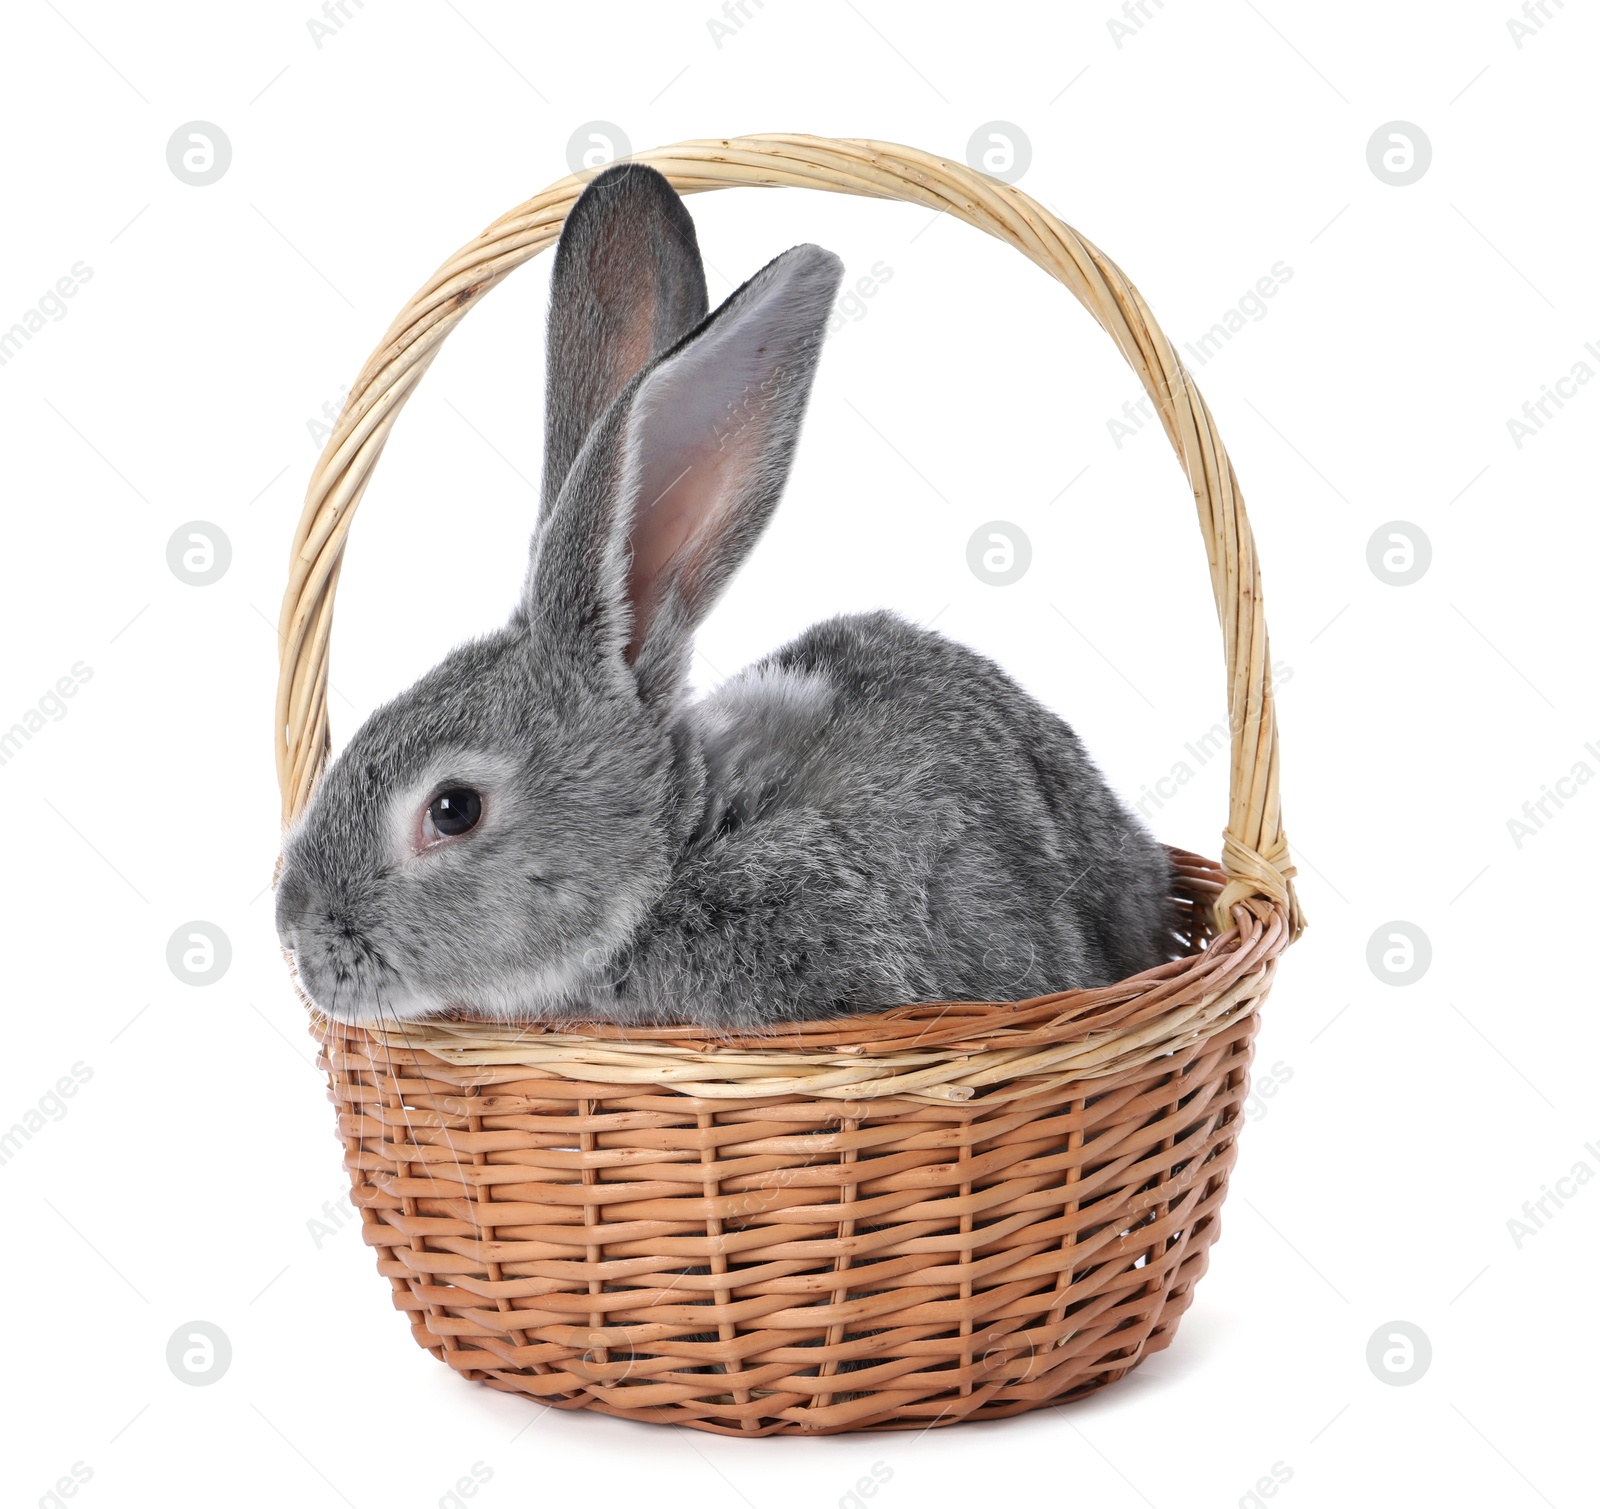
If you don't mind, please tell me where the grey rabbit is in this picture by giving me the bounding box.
[275,162,1176,1029]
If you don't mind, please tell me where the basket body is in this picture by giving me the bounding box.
[315,853,1285,1435]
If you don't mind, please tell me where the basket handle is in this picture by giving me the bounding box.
[275,134,1303,941]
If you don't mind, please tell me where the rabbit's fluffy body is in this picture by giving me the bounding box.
[275,165,1174,1028]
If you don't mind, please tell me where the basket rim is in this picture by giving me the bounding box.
[307,848,1288,1106]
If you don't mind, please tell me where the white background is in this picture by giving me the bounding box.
[2,2,1595,1506]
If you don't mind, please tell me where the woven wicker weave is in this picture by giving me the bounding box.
[274,135,1303,1436]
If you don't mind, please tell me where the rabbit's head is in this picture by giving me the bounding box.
[275,164,843,1022]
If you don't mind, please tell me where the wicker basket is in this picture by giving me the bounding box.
[274,135,1304,1437]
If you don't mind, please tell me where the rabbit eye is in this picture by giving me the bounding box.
[424,787,482,843]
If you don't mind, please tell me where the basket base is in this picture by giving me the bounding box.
[443,1222,1214,1436]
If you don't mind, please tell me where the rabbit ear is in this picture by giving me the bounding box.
[540,163,709,517]
[526,242,843,711]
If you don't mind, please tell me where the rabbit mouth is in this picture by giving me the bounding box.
[289,930,442,1025]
